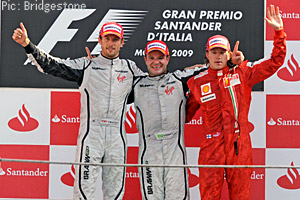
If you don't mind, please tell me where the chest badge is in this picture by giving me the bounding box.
[201,83,212,96]
[117,73,126,83]
[165,86,175,95]
[223,74,240,88]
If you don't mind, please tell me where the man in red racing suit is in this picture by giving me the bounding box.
[186,5,286,200]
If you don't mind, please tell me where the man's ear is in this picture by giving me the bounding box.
[166,55,170,62]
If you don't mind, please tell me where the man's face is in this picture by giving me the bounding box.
[99,34,124,59]
[206,47,230,70]
[144,50,169,76]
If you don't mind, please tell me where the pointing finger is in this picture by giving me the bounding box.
[85,47,92,59]
[233,41,239,54]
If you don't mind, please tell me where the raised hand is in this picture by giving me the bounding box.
[265,5,283,31]
[231,41,244,65]
[12,22,30,47]
[85,47,92,59]
[85,46,97,59]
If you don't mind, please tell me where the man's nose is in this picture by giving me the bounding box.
[216,53,222,58]
[108,39,115,45]
[153,59,160,64]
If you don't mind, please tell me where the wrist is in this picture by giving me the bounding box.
[22,38,30,47]
[274,28,284,35]
[227,59,236,68]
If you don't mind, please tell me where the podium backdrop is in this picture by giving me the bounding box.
[0,0,300,199]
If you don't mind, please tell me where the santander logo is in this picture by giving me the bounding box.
[248,121,255,133]
[8,104,39,132]
[277,54,300,82]
[187,168,199,187]
[51,114,80,123]
[267,117,276,126]
[61,165,75,187]
[186,116,203,125]
[0,168,5,176]
[125,104,138,134]
[0,161,5,176]
[277,162,300,190]
[267,117,300,126]
[52,115,60,123]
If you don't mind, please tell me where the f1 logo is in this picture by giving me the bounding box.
[24,9,95,65]
[24,9,148,65]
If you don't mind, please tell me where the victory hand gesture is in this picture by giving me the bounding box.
[85,46,97,59]
[265,5,283,31]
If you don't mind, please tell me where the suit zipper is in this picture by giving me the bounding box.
[107,60,113,116]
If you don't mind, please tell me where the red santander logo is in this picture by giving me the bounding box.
[50,91,80,145]
[187,168,199,187]
[8,104,39,132]
[277,162,300,189]
[125,104,138,134]
[248,121,255,133]
[61,165,75,187]
[277,54,300,82]
[0,162,5,175]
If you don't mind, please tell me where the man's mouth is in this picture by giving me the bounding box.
[152,67,161,70]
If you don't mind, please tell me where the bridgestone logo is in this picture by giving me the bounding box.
[115,70,128,73]
[140,84,154,87]
[92,67,106,70]
[209,38,227,46]
[161,81,175,87]
[147,42,166,51]
[200,93,216,103]
[103,24,122,33]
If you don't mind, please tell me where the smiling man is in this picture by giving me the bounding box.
[128,40,198,199]
[144,43,170,76]
[12,21,143,200]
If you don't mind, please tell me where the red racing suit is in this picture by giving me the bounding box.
[186,29,286,200]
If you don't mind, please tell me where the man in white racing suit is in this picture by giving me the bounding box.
[12,21,143,200]
[128,40,201,199]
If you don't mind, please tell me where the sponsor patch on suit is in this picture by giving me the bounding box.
[223,74,241,88]
[200,93,216,103]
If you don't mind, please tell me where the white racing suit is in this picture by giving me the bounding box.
[24,42,142,200]
[128,69,203,200]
